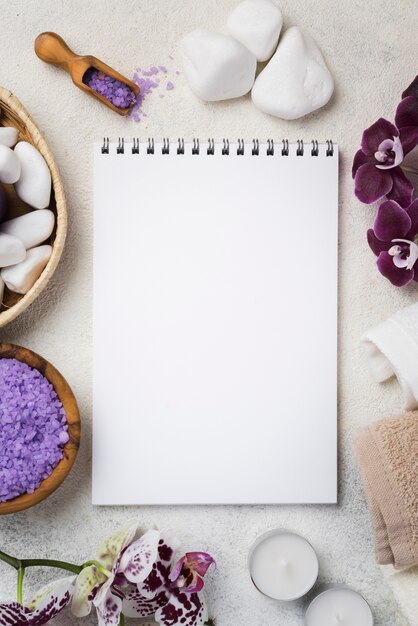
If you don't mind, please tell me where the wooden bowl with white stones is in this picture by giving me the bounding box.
[0,87,67,327]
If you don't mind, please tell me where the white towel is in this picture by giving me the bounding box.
[362,302,418,410]
[382,565,418,626]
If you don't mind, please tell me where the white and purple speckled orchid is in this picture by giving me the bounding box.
[0,523,215,626]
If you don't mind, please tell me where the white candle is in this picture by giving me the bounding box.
[305,587,374,626]
[249,530,319,601]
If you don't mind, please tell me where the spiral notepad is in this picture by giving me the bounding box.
[93,139,338,505]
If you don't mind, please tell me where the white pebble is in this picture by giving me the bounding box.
[0,145,21,184]
[0,209,55,250]
[227,0,283,62]
[0,127,19,148]
[0,232,26,267]
[1,244,52,294]
[14,142,52,209]
[181,29,257,101]
[251,26,334,120]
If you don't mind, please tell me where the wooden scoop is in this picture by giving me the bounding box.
[34,32,139,116]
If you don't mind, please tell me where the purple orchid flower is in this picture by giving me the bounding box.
[352,118,415,207]
[367,199,418,286]
[169,552,216,593]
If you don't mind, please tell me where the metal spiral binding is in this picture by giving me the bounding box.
[162,138,170,155]
[102,138,335,157]
[177,138,185,155]
[326,140,334,156]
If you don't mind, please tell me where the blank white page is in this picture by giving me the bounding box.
[93,141,338,505]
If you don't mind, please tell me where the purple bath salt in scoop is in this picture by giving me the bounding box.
[0,358,69,502]
[34,32,139,115]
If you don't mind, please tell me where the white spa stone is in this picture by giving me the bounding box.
[181,29,257,101]
[251,26,334,120]
[0,144,21,184]
[1,244,51,294]
[14,141,51,209]
[0,126,19,148]
[0,209,55,250]
[227,0,283,62]
[0,232,26,267]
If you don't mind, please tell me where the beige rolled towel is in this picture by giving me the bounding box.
[353,411,418,568]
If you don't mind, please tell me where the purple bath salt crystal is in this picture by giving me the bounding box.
[0,359,69,502]
[83,67,136,110]
[166,81,174,91]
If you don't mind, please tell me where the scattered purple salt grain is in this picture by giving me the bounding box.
[130,61,179,123]
[83,67,136,110]
[0,359,69,502]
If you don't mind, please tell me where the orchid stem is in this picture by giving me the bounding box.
[119,613,125,626]
[17,568,25,604]
[0,548,82,575]
[20,559,82,574]
[0,549,21,570]
[401,165,418,175]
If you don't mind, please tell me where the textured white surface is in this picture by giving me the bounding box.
[0,0,416,624]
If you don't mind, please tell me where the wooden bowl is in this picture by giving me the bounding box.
[0,87,67,328]
[0,343,80,515]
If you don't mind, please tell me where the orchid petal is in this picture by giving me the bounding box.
[377,251,414,286]
[402,75,418,99]
[373,200,411,241]
[354,163,393,204]
[155,591,208,626]
[352,149,374,178]
[0,603,30,625]
[386,167,414,208]
[27,576,74,624]
[71,565,107,618]
[122,587,169,618]
[395,96,418,130]
[95,588,122,626]
[367,229,391,256]
[399,126,418,156]
[137,534,181,600]
[406,199,418,239]
[169,556,186,583]
[97,521,138,569]
[185,553,216,578]
[119,529,160,584]
[361,118,399,155]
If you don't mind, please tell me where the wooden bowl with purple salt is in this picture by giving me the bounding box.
[0,343,80,514]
